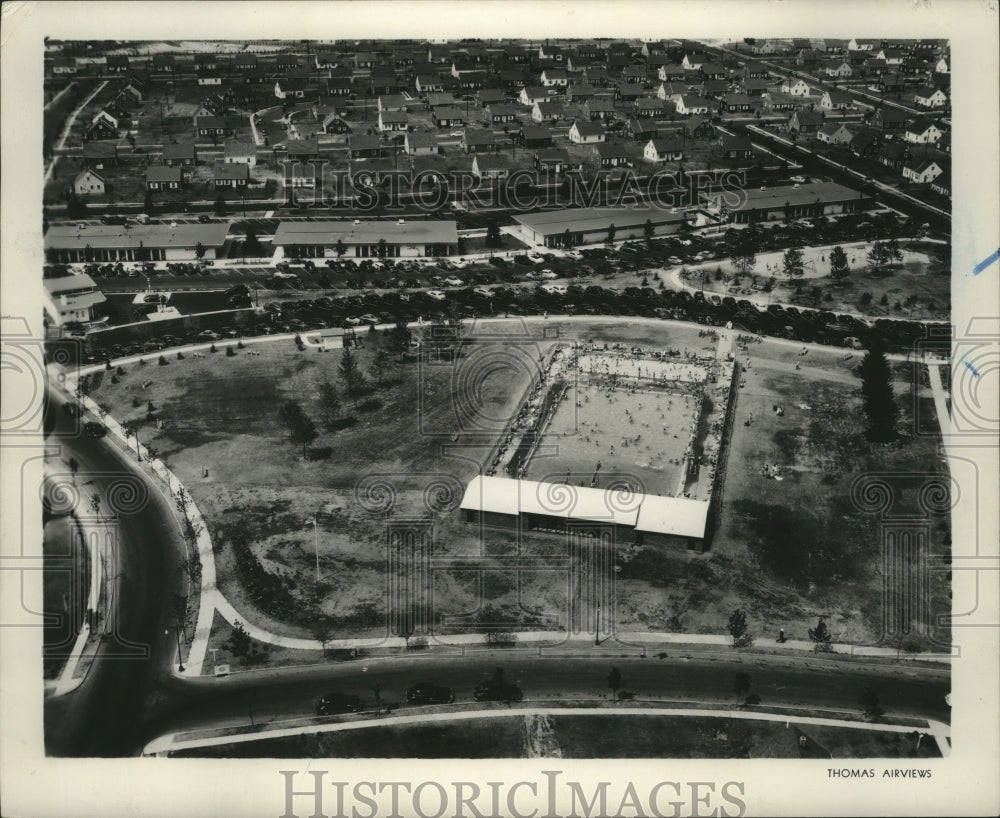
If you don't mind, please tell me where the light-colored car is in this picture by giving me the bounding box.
[528,252,545,262]
[667,256,684,265]
[473,287,493,298]
[443,276,464,287]
[426,290,447,301]
[539,269,558,280]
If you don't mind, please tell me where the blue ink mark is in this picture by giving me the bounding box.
[973,248,1000,275]
[964,360,981,378]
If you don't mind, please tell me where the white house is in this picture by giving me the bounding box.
[816,122,854,145]
[568,120,606,144]
[675,95,712,115]
[643,138,684,163]
[540,69,568,88]
[934,57,949,74]
[913,86,948,108]
[903,119,943,144]
[73,169,105,196]
[902,158,944,184]
[781,78,811,97]
[519,86,550,106]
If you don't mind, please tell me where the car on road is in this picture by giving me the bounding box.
[406,683,455,705]
[316,692,364,716]
[196,330,221,341]
[473,679,523,703]
[84,422,107,438]
[789,175,807,184]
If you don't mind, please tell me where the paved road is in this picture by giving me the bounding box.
[143,651,949,751]
[43,385,185,757]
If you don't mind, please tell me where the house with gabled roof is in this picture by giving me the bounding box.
[213,161,250,188]
[625,117,659,142]
[463,128,497,154]
[568,120,606,144]
[349,135,384,159]
[472,154,512,181]
[819,90,854,111]
[593,142,630,169]
[163,143,197,167]
[82,141,119,170]
[643,137,684,163]
[781,77,811,97]
[519,124,553,149]
[719,133,753,161]
[902,157,945,184]
[378,110,409,132]
[519,85,550,106]
[912,86,948,108]
[723,94,753,114]
[433,107,465,128]
[146,165,184,191]
[487,103,520,125]
[789,108,824,134]
[405,131,439,156]
[585,99,615,121]
[903,118,944,144]
[871,107,907,131]
[675,95,712,115]
[816,122,855,145]
[532,101,564,123]
[73,169,105,196]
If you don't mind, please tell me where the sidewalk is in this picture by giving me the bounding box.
[142,703,951,758]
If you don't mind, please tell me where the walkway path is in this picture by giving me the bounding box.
[45,80,108,185]
[143,703,951,757]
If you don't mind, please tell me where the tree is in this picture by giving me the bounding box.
[485,219,502,249]
[733,671,751,704]
[229,620,252,658]
[782,246,805,278]
[68,457,79,482]
[376,238,388,259]
[277,400,318,456]
[867,241,890,274]
[643,219,654,243]
[335,238,346,258]
[317,381,341,430]
[607,666,623,698]
[370,348,391,384]
[606,223,616,245]
[727,608,753,647]
[194,242,206,259]
[89,494,101,520]
[858,338,899,443]
[387,320,412,353]
[728,230,757,276]
[829,245,850,283]
[339,346,367,404]
[859,686,884,721]
[808,617,833,651]
[243,226,263,257]
[310,616,336,657]
[886,236,903,265]
[859,291,874,308]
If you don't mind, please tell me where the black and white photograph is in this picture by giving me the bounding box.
[1,2,998,816]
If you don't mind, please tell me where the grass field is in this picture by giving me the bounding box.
[87,317,948,655]
[170,712,941,758]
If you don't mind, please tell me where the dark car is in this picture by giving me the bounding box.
[100,215,127,226]
[84,422,107,438]
[406,683,455,705]
[473,679,523,703]
[197,215,212,223]
[316,692,364,716]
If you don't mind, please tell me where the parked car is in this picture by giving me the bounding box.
[406,683,455,705]
[84,422,107,438]
[473,678,523,703]
[538,269,557,280]
[315,692,364,716]
[443,277,464,287]
[425,290,446,301]
[100,215,127,226]
[197,214,212,223]
[196,330,220,341]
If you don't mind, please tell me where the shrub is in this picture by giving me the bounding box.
[226,346,236,357]
[176,351,184,360]
[139,358,146,366]
[210,344,217,353]
[105,361,112,371]
[158,355,167,366]
[117,366,125,375]
[132,397,141,408]
[110,376,119,384]
[237,340,245,349]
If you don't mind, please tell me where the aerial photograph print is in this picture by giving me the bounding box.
[2,2,998,818]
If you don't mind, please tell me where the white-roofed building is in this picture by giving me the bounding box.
[460,475,710,550]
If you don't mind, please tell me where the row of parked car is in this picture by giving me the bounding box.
[315,678,523,716]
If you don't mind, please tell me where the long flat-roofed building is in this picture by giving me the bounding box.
[44,222,231,263]
[701,181,868,224]
[459,475,711,551]
[512,206,688,248]
[271,219,458,258]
